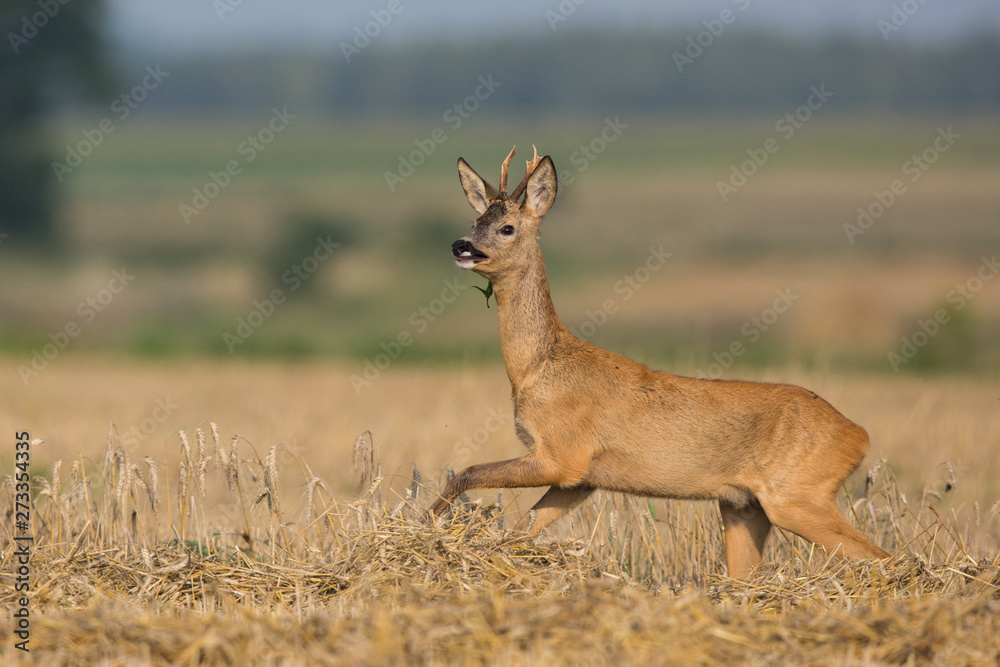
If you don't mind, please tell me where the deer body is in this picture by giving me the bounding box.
[430,147,889,578]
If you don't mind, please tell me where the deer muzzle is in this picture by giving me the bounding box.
[452,238,488,269]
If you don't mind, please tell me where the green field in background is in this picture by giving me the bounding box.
[4,114,999,373]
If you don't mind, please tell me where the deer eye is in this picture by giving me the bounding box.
[500,225,515,236]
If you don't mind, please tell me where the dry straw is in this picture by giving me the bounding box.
[1,424,997,665]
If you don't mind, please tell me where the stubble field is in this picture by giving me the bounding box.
[1,360,999,664]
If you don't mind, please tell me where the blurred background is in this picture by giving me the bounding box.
[2,0,999,370]
[1,2,999,498]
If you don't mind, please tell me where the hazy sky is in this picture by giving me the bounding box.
[107,0,1000,55]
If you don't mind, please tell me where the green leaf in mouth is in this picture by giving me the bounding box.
[473,281,494,308]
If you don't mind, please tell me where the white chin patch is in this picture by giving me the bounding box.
[455,258,478,270]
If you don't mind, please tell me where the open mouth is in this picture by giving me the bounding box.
[452,239,488,269]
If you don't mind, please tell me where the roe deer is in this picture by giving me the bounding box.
[428,146,890,578]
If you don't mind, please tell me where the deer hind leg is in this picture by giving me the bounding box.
[759,494,890,560]
[513,485,594,535]
[719,499,773,579]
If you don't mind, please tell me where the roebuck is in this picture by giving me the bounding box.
[428,146,890,578]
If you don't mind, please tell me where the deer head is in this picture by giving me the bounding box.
[453,145,557,280]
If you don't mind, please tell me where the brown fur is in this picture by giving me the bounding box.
[430,150,890,578]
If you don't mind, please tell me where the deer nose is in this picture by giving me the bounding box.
[452,239,473,256]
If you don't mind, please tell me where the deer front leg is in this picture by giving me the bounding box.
[428,450,576,518]
[513,485,594,535]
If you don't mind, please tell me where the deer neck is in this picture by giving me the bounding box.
[490,244,562,390]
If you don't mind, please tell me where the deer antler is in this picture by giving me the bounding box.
[498,146,517,195]
[510,144,543,202]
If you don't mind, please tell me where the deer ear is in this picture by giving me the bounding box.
[458,158,497,215]
[521,156,557,217]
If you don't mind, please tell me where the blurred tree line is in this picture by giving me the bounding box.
[1,12,997,249]
[1,0,109,246]
[148,31,1000,115]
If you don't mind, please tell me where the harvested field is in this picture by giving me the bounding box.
[2,408,999,665]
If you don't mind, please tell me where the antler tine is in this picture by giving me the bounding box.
[498,146,516,195]
[510,144,543,202]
